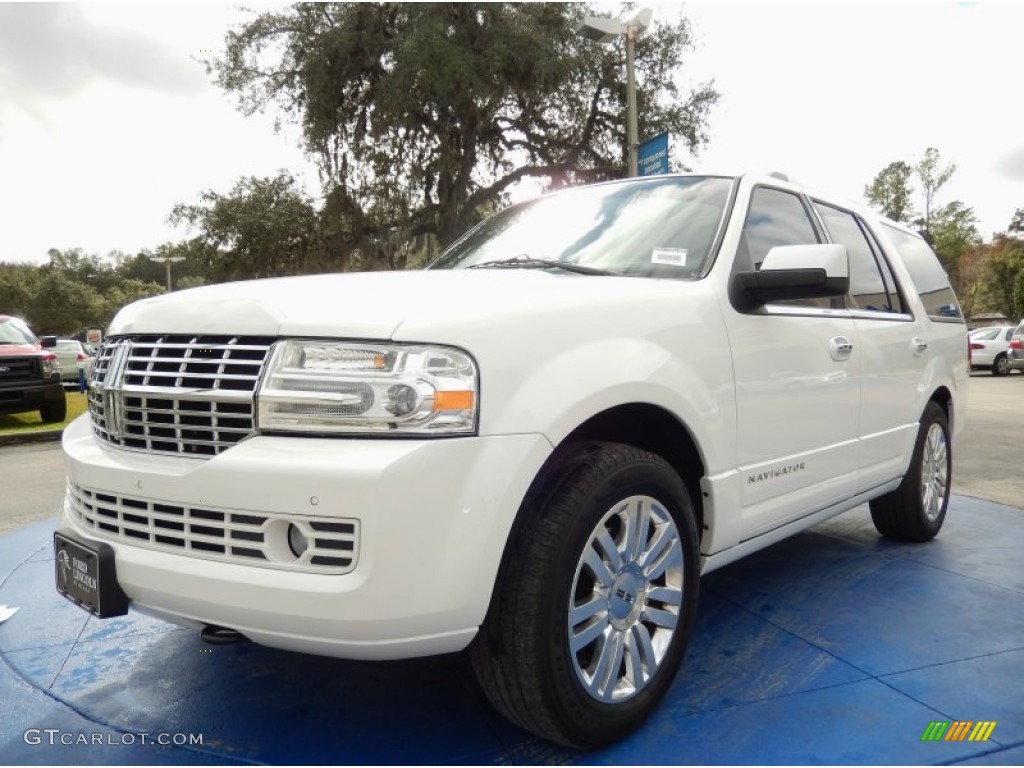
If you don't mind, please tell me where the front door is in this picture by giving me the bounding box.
[723,185,861,539]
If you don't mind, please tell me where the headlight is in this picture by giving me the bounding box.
[41,355,61,378]
[256,341,478,435]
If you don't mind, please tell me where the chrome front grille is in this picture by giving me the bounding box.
[88,335,275,457]
[68,483,359,574]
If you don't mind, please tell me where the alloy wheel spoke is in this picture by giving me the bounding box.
[571,614,610,653]
[922,485,935,518]
[644,540,682,582]
[583,545,614,588]
[639,525,671,570]
[646,584,683,606]
[643,606,679,630]
[623,627,645,689]
[594,527,623,573]
[630,622,658,676]
[592,629,626,698]
[624,498,651,563]
[570,595,606,628]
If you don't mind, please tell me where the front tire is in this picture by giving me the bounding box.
[470,442,700,749]
[40,397,67,424]
[870,401,951,542]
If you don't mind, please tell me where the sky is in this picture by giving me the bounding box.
[1,1,1022,266]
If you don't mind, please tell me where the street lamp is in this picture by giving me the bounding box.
[577,7,653,177]
[145,254,185,292]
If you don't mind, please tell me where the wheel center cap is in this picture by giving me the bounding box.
[608,564,645,628]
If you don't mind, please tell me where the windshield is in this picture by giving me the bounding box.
[0,317,38,345]
[429,176,734,278]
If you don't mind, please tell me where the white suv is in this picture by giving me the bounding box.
[55,173,969,748]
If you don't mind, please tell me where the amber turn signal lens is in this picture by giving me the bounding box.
[433,391,474,411]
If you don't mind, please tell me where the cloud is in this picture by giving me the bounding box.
[0,4,205,119]
[996,146,1024,182]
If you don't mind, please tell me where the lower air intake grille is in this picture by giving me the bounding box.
[68,483,358,574]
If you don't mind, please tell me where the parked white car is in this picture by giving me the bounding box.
[968,325,1017,375]
[56,172,969,748]
[53,339,94,383]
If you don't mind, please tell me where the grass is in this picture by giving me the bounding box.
[0,391,88,436]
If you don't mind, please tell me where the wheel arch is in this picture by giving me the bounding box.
[928,385,954,431]
[549,403,707,536]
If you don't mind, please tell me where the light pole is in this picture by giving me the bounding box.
[146,254,185,291]
[577,8,653,177]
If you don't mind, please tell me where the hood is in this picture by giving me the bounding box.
[0,342,43,357]
[109,269,684,340]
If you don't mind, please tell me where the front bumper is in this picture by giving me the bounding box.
[60,415,552,659]
[0,378,63,415]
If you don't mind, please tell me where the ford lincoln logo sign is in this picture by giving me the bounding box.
[0,365,10,373]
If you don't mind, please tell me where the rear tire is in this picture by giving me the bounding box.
[470,442,700,749]
[869,402,950,542]
[992,354,1010,376]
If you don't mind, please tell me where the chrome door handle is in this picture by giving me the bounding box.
[829,336,854,361]
[911,337,928,355]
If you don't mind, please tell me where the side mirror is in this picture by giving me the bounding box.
[40,335,58,348]
[731,244,849,309]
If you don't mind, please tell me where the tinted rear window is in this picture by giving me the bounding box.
[882,225,963,321]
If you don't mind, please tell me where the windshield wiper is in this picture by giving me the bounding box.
[468,255,616,276]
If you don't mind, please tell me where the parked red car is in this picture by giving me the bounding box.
[0,315,67,423]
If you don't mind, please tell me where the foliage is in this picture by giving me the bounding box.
[971,235,1024,320]
[914,147,956,236]
[863,161,915,223]
[209,2,718,268]
[1015,269,1024,320]
[928,200,980,293]
[169,173,320,281]
[1009,208,1024,235]
[0,250,165,335]
[0,263,40,318]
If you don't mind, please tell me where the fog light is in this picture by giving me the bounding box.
[287,523,309,559]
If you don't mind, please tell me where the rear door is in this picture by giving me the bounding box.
[811,202,924,489]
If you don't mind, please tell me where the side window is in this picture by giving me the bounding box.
[882,224,963,321]
[814,202,905,314]
[741,187,820,270]
[740,187,831,309]
[861,225,907,314]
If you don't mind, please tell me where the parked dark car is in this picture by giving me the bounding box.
[0,315,66,423]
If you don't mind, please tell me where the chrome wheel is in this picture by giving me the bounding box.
[568,495,684,703]
[920,423,948,522]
